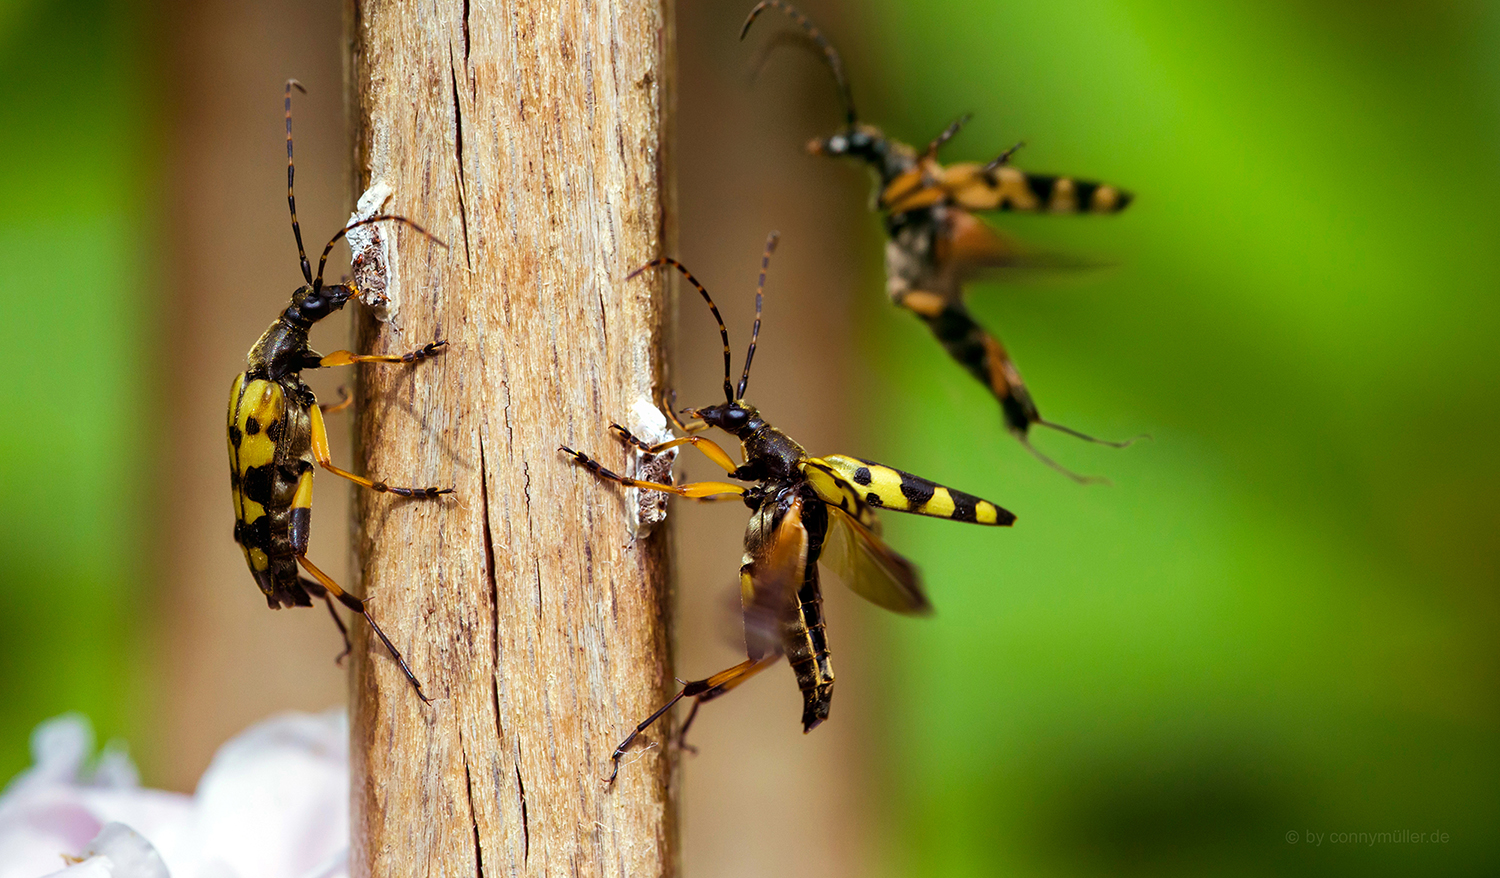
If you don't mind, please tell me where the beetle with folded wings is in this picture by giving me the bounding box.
[561,235,1016,783]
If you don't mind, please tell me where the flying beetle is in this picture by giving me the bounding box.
[228,81,450,701]
[560,234,1016,783]
[742,1,1142,483]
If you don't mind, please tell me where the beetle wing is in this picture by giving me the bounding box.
[741,495,809,661]
[938,209,1112,276]
[822,506,931,616]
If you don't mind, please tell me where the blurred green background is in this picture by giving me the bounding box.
[843,2,1500,875]
[0,0,153,786]
[2,0,1496,875]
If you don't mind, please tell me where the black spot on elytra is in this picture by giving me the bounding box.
[853,466,872,486]
[1026,173,1058,205]
[228,425,243,447]
[951,493,978,522]
[245,416,260,435]
[241,464,276,505]
[899,476,935,507]
[1074,180,1100,212]
[237,513,271,548]
[865,492,883,507]
[264,419,283,442]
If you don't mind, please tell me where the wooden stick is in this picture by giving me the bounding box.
[347,1,677,875]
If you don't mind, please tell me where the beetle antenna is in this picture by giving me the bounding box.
[285,80,312,285]
[313,215,448,292]
[629,258,736,403]
[741,1,857,127]
[738,231,779,399]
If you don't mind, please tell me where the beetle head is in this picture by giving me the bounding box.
[808,123,882,161]
[687,400,760,439]
[288,283,355,324]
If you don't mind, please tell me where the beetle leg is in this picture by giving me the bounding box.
[608,424,739,474]
[309,404,454,498]
[318,386,353,415]
[922,112,971,159]
[317,340,447,367]
[660,391,711,435]
[605,655,779,786]
[560,446,744,499]
[300,577,353,664]
[297,555,429,703]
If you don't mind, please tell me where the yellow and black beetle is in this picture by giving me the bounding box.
[743,1,1142,482]
[562,235,1016,782]
[228,81,449,701]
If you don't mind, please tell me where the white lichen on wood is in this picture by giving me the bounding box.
[625,397,678,540]
[346,181,398,326]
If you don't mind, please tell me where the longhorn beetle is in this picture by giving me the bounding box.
[561,234,1016,783]
[228,81,449,701]
[743,1,1142,483]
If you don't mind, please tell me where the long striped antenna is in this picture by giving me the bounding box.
[285,80,312,285]
[628,258,736,404]
[741,1,857,127]
[738,231,780,400]
[313,215,448,291]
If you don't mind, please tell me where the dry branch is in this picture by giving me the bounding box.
[347,1,676,874]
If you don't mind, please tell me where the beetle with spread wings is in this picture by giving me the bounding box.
[743,1,1142,482]
[561,235,1015,783]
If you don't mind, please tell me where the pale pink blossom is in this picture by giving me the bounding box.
[0,711,349,878]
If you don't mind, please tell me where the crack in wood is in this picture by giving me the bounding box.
[514,757,530,863]
[461,0,471,64]
[449,44,474,269]
[462,754,485,877]
[479,436,504,746]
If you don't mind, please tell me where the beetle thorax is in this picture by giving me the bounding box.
[246,318,311,381]
[741,422,808,483]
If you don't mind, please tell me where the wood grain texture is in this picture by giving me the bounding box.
[347,1,676,875]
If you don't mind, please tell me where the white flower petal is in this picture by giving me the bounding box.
[1,711,349,878]
[190,710,348,878]
[39,857,113,878]
[42,823,172,878]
